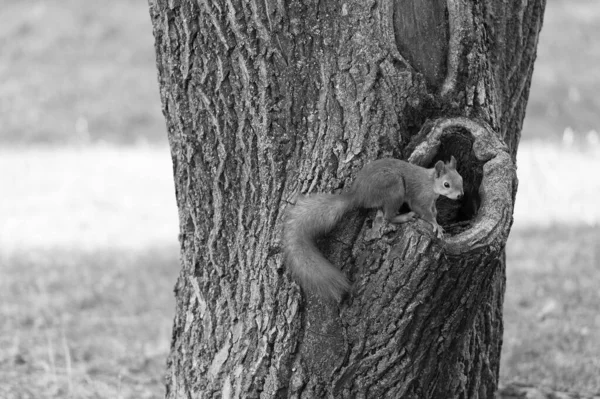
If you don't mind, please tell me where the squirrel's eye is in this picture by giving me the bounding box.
[444,182,450,188]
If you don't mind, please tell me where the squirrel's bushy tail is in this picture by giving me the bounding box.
[283,193,353,301]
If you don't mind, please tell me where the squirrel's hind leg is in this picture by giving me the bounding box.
[389,211,416,224]
[382,189,414,224]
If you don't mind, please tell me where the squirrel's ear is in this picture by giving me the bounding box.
[434,160,445,177]
[449,155,457,169]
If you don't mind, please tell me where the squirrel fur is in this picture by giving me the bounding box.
[283,157,464,301]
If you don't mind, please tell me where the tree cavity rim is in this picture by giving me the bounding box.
[410,117,516,255]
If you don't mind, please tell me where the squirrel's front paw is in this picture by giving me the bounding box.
[432,223,444,238]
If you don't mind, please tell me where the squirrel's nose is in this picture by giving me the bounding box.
[457,193,463,200]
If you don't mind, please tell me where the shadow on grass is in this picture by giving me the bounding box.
[0,245,179,399]
[502,224,600,394]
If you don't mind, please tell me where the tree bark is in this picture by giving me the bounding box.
[149,0,545,398]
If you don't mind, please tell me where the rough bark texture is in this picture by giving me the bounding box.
[149,0,545,398]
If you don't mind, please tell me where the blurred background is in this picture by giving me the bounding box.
[0,0,598,398]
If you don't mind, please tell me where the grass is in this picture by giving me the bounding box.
[0,247,178,399]
[502,226,600,394]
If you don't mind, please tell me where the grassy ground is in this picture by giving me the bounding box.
[1,0,599,397]
[502,226,600,393]
[0,247,178,399]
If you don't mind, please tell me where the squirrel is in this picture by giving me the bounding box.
[283,156,464,301]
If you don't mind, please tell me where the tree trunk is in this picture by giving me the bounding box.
[149,0,545,397]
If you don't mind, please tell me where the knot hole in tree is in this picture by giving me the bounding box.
[421,125,483,234]
[408,117,515,253]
